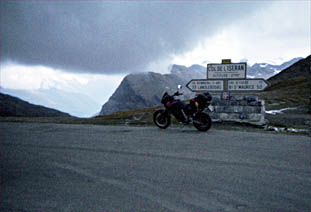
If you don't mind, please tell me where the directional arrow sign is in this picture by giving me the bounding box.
[228,79,269,91]
[186,79,224,92]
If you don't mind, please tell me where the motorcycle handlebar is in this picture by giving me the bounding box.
[173,91,183,96]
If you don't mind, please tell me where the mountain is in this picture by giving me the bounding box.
[1,88,101,117]
[262,55,311,111]
[2,58,300,117]
[267,55,310,86]
[0,93,71,117]
[170,64,206,81]
[99,57,308,115]
[247,57,303,79]
[99,72,187,115]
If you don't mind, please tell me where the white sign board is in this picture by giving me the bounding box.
[228,79,269,91]
[207,63,246,79]
[186,79,224,92]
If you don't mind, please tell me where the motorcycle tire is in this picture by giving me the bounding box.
[193,112,212,132]
[153,109,171,129]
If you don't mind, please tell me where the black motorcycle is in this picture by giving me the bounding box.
[153,85,212,131]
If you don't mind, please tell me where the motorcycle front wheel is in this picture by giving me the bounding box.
[153,109,171,129]
[193,112,212,132]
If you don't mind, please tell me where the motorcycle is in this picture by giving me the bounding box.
[153,85,213,131]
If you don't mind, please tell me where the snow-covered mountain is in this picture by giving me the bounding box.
[170,57,303,81]
[247,57,303,79]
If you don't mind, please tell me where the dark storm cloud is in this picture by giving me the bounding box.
[0,1,267,74]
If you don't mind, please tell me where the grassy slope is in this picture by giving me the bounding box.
[260,78,310,110]
[260,55,311,110]
[258,55,311,132]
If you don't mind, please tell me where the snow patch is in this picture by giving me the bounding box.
[265,107,298,115]
[272,68,281,75]
[259,64,268,68]
[266,126,309,134]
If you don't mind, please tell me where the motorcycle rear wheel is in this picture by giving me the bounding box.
[153,109,171,129]
[193,112,212,132]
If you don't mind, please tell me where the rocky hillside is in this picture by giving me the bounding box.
[99,72,187,115]
[0,93,71,117]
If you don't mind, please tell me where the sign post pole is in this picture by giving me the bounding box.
[222,79,229,100]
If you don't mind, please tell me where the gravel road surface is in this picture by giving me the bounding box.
[1,122,310,211]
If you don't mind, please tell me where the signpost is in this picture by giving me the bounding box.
[186,60,269,98]
[186,59,269,124]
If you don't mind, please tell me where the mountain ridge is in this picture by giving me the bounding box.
[0,92,71,117]
[170,57,303,81]
[99,72,187,115]
[1,87,101,117]
[267,55,310,86]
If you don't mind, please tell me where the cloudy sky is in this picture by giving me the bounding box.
[1,0,310,107]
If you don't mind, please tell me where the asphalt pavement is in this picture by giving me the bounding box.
[0,122,310,211]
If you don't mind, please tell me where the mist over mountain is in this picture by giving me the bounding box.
[170,64,206,81]
[0,93,71,117]
[99,72,187,115]
[1,88,101,117]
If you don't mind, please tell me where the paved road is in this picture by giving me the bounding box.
[0,122,310,211]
